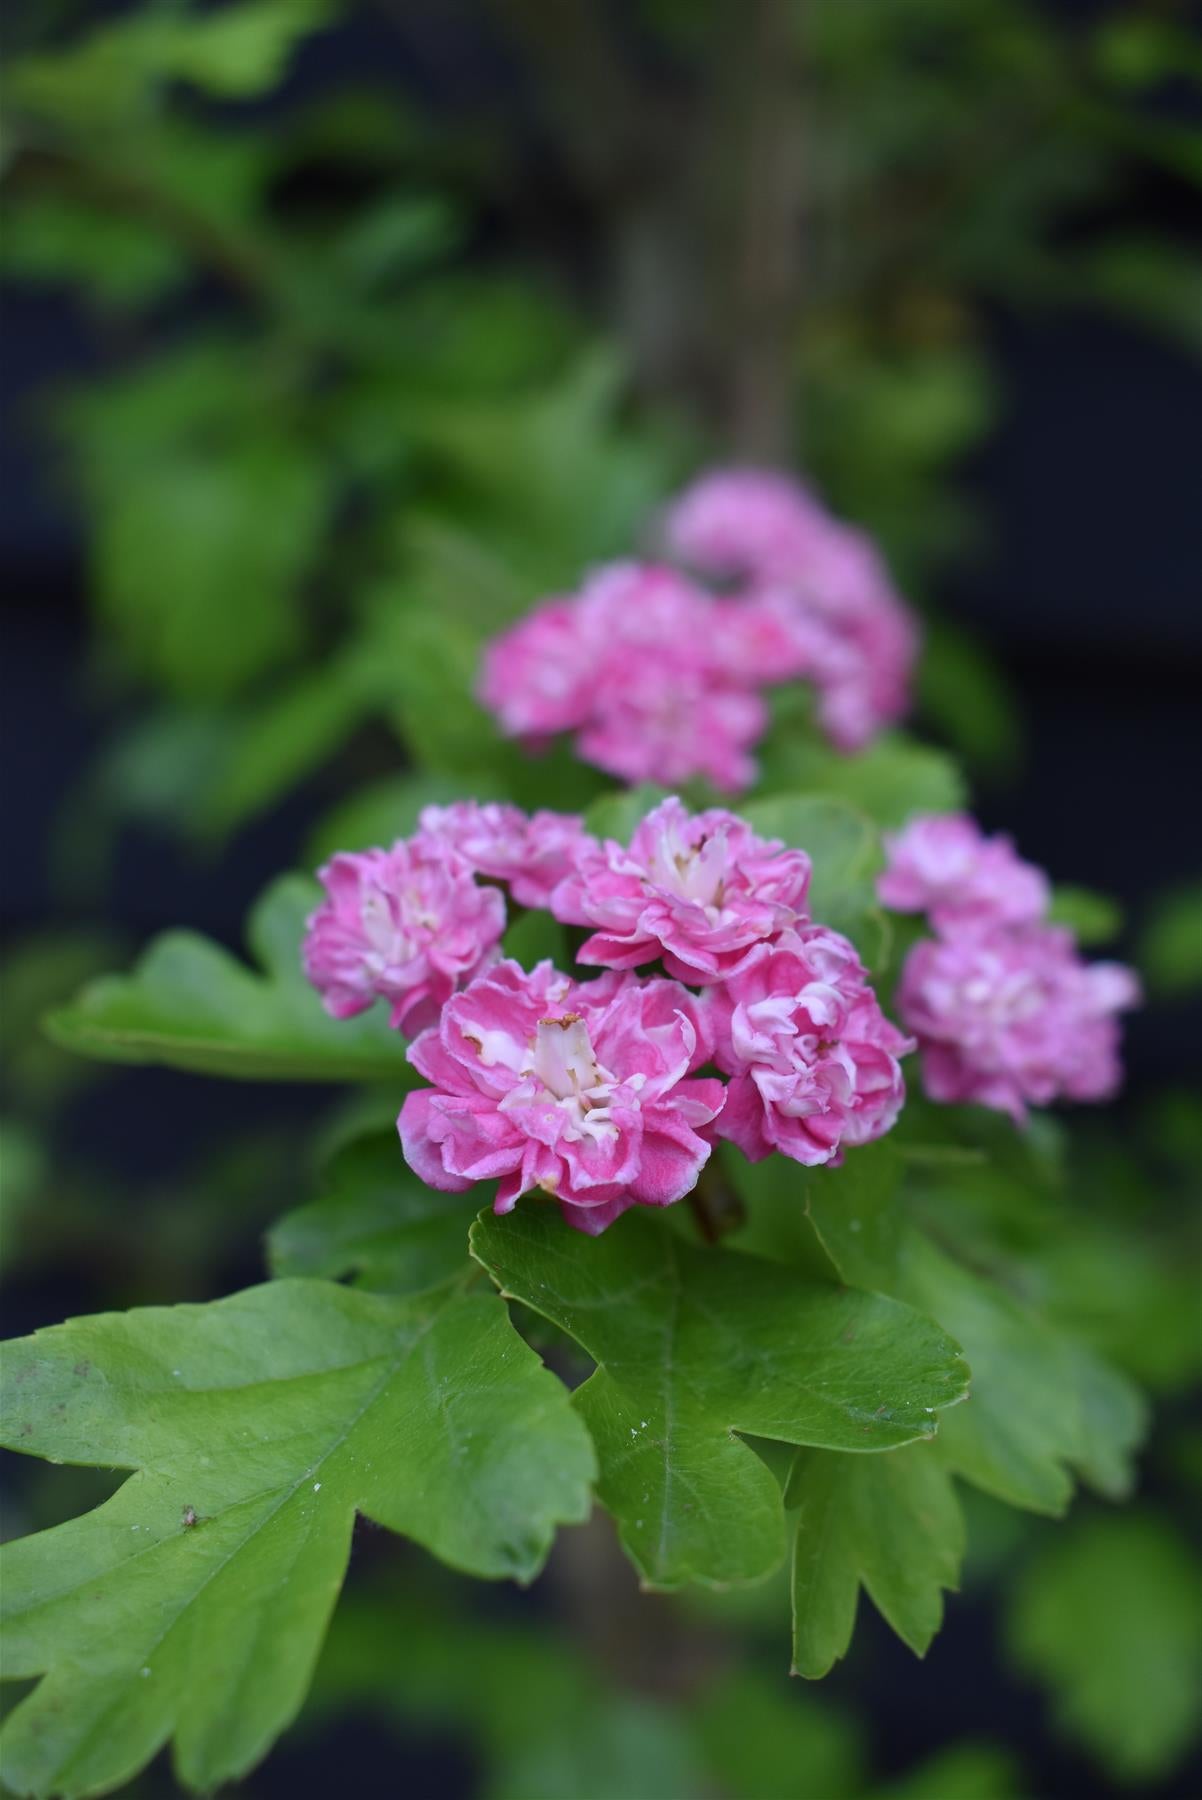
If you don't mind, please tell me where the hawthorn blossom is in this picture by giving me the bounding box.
[477,598,592,742]
[303,838,506,1036]
[479,562,767,791]
[709,927,912,1165]
[419,800,596,909]
[879,813,1050,930]
[664,468,831,581]
[896,923,1140,1124]
[551,795,811,984]
[398,960,725,1233]
[665,469,918,749]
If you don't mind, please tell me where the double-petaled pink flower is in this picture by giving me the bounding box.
[419,800,595,909]
[550,795,812,983]
[398,960,725,1234]
[709,927,913,1165]
[879,812,1139,1121]
[896,923,1139,1124]
[665,469,918,752]
[303,838,506,1036]
[879,813,1049,929]
[478,469,918,790]
[479,563,766,792]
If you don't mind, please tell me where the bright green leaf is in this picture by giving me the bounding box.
[743,794,886,957]
[583,784,671,843]
[268,1136,476,1295]
[46,875,414,1083]
[470,1206,968,1589]
[1007,1515,1202,1781]
[758,731,966,831]
[788,1442,964,1677]
[0,1278,594,1797]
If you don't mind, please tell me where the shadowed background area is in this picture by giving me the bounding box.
[2,2,1200,1797]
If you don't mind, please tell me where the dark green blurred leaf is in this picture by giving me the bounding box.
[1140,880,1202,995]
[90,438,323,700]
[1007,1514,1202,1781]
[268,1136,477,1295]
[1047,885,1123,945]
[696,1671,862,1799]
[917,621,1021,775]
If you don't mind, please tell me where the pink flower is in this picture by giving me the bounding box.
[709,928,913,1165]
[666,471,917,750]
[478,599,592,741]
[551,794,811,984]
[419,801,596,909]
[303,839,506,1036]
[879,813,1050,929]
[664,469,830,581]
[398,960,725,1234]
[479,563,770,792]
[896,923,1140,1124]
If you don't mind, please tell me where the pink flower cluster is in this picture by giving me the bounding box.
[479,471,917,793]
[303,802,594,1036]
[880,814,1140,1123]
[391,795,910,1232]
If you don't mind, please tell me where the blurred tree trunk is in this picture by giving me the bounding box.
[488,0,807,459]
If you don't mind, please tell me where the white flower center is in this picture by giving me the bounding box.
[501,1013,627,1144]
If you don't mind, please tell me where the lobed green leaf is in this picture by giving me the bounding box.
[470,1205,968,1590]
[0,1278,594,1797]
[45,876,414,1084]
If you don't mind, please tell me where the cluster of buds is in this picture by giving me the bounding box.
[304,797,910,1233]
[880,815,1140,1123]
[479,471,917,793]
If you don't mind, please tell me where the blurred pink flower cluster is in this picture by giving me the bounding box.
[479,471,917,792]
[305,795,910,1232]
[880,814,1140,1123]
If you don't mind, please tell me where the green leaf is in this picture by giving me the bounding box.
[501,907,569,970]
[1140,879,1202,995]
[46,875,414,1083]
[758,731,966,831]
[8,0,330,127]
[802,1143,904,1294]
[268,1136,477,1295]
[788,1442,964,1677]
[583,785,671,843]
[470,1206,968,1589]
[873,1742,1020,1800]
[742,795,886,957]
[695,1671,862,1800]
[0,1278,594,1797]
[1007,1515,1202,1781]
[92,438,323,701]
[798,1155,1146,1516]
[916,621,1021,776]
[899,1231,1145,1514]
[195,663,374,841]
[1047,884,1123,945]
